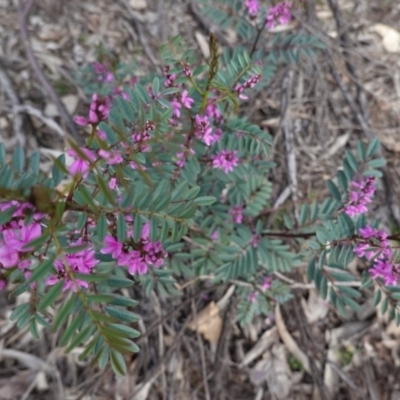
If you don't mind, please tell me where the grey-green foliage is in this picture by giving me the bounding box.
[304,139,397,320]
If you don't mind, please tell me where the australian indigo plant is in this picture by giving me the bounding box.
[0,1,395,376]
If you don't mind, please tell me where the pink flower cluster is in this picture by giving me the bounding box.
[248,275,273,303]
[266,1,292,29]
[245,0,259,17]
[47,238,99,291]
[235,74,262,100]
[229,205,244,224]
[164,66,177,87]
[344,176,376,217]
[68,148,96,179]
[354,225,398,285]
[101,222,167,276]
[92,61,114,83]
[171,90,194,118]
[212,150,239,173]
[74,93,111,127]
[0,201,43,271]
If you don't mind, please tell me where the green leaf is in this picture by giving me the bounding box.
[30,318,40,339]
[367,158,386,168]
[28,258,55,283]
[97,214,108,242]
[194,196,216,206]
[53,295,76,332]
[372,289,381,307]
[12,147,25,173]
[110,323,141,338]
[343,296,361,312]
[117,213,127,242]
[356,141,366,162]
[326,180,341,201]
[97,345,110,369]
[366,138,380,157]
[66,326,92,353]
[10,302,30,321]
[105,306,141,323]
[60,312,83,346]
[345,150,358,172]
[109,295,139,307]
[106,275,134,288]
[110,350,127,377]
[38,281,64,311]
[0,205,17,226]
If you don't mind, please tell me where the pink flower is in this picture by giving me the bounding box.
[101,235,122,258]
[74,93,110,126]
[181,90,194,108]
[248,291,259,303]
[164,66,177,87]
[171,98,182,118]
[109,177,117,190]
[100,222,168,277]
[229,205,244,224]
[68,148,96,178]
[92,62,114,83]
[235,75,262,100]
[0,243,19,268]
[46,240,99,291]
[344,176,376,217]
[261,275,273,291]
[98,149,123,165]
[211,230,219,240]
[245,0,259,17]
[212,150,239,173]
[266,1,292,29]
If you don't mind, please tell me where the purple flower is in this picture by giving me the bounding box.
[46,240,99,291]
[211,230,219,240]
[212,150,239,173]
[266,1,292,29]
[261,275,273,291]
[245,0,259,17]
[74,93,110,127]
[235,75,262,100]
[248,291,259,303]
[344,176,376,217]
[100,220,168,277]
[98,149,123,165]
[181,90,194,108]
[92,62,114,83]
[68,148,96,178]
[171,98,182,118]
[229,205,244,224]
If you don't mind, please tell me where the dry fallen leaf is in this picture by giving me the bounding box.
[188,301,222,346]
[301,289,329,324]
[250,344,292,400]
[195,31,210,59]
[129,0,147,10]
[371,24,400,53]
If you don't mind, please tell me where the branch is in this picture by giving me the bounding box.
[15,0,82,145]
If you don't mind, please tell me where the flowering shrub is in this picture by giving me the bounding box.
[0,0,395,376]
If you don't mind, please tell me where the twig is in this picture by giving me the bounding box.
[280,69,299,223]
[191,299,211,400]
[117,0,160,68]
[15,0,82,145]
[0,60,28,147]
[188,0,231,48]
[14,104,65,138]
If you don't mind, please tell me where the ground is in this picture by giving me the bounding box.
[1,0,400,399]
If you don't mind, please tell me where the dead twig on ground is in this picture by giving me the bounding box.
[15,0,82,145]
[191,299,211,400]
